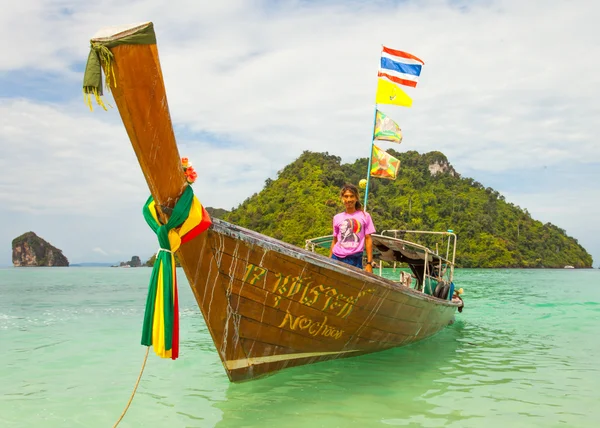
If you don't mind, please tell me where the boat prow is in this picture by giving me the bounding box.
[85,22,462,382]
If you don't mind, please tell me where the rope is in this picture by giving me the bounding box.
[112,346,150,428]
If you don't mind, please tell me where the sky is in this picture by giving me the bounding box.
[1,0,599,267]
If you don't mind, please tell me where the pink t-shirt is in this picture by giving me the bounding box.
[332,210,376,258]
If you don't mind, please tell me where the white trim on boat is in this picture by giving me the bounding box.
[226,350,360,370]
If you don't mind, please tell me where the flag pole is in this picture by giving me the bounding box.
[363,104,378,211]
[364,45,385,212]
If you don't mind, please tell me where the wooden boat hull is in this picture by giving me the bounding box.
[88,22,458,382]
[185,218,457,381]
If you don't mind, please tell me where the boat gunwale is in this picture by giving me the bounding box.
[209,218,459,308]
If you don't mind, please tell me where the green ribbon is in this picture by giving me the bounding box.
[140,185,194,350]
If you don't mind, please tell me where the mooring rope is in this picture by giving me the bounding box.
[112,346,150,428]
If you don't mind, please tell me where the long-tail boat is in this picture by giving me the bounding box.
[84,22,463,382]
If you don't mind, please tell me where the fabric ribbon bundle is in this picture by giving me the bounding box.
[141,185,211,359]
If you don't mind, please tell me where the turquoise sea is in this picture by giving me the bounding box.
[1,267,599,427]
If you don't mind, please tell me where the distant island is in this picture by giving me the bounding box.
[70,262,115,267]
[12,232,69,267]
[113,256,143,267]
[112,255,171,267]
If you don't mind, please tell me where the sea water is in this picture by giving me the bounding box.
[1,267,599,427]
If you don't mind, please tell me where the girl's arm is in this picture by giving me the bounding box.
[329,236,338,257]
[364,234,373,272]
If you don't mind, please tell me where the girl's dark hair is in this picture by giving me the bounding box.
[340,183,362,211]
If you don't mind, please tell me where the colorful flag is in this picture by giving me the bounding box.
[375,78,413,107]
[378,46,424,88]
[371,145,401,180]
[373,109,403,143]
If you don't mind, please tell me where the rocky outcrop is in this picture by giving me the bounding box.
[118,256,142,267]
[421,151,457,177]
[428,160,456,177]
[12,232,69,267]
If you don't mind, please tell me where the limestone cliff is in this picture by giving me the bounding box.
[12,232,69,267]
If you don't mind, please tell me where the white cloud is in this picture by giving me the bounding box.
[92,247,107,256]
[0,0,599,265]
[0,99,143,215]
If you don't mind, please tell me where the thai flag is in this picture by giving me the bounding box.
[378,46,424,88]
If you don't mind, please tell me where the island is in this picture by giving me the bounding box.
[12,232,69,267]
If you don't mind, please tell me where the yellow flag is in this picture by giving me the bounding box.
[375,78,412,108]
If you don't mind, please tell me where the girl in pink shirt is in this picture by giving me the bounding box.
[329,183,376,272]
